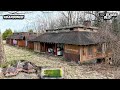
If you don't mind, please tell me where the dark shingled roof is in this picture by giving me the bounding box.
[30,31,99,45]
[26,34,37,41]
[6,34,24,39]
[7,33,37,40]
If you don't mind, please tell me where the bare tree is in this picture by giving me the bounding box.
[100,22,120,66]
[88,12,120,65]
[85,11,120,66]
[60,11,85,26]
[32,11,61,34]
[27,11,86,34]
[32,14,50,36]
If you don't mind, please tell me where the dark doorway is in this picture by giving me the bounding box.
[23,36,25,40]
[97,58,105,63]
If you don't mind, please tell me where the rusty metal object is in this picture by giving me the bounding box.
[2,60,39,77]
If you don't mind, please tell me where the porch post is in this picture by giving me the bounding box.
[55,43,57,56]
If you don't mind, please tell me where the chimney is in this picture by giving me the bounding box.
[83,20,91,28]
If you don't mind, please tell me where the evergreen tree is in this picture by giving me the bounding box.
[2,29,13,40]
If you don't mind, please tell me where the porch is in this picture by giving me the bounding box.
[34,42,64,56]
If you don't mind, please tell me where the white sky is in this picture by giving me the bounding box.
[0,11,119,33]
[0,11,58,33]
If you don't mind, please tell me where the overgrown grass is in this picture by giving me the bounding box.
[4,45,37,62]
[0,60,18,68]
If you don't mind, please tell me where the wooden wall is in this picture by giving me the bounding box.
[27,42,34,50]
[80,45,96,62]
[64,44,105,63]
[40,43,46,52]
[18,40,25,47]
[64,44,80,62]
[64,44,80,54]
[80,45,105,63]
[34,42,40,52]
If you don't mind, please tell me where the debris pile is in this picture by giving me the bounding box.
[1,60,63,79]
[2,60,37,77]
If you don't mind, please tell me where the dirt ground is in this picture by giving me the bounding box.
[3,44,120,79]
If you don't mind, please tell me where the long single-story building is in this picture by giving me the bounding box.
[6,32,37,49]
[30,24,108,63]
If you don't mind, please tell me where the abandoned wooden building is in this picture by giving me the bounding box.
[30,23,107,63]
[6,32,37,49]
[6,20,110,64]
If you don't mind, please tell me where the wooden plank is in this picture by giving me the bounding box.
[64,44,79,54]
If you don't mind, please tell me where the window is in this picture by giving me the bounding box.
[97,44,102,52]
[88,46,93,55]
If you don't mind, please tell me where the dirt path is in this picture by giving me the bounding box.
[3,44,117,79]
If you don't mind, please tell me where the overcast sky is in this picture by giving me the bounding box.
[0,11,119,33]
[0,11,91,33]
[0,11,58,33]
